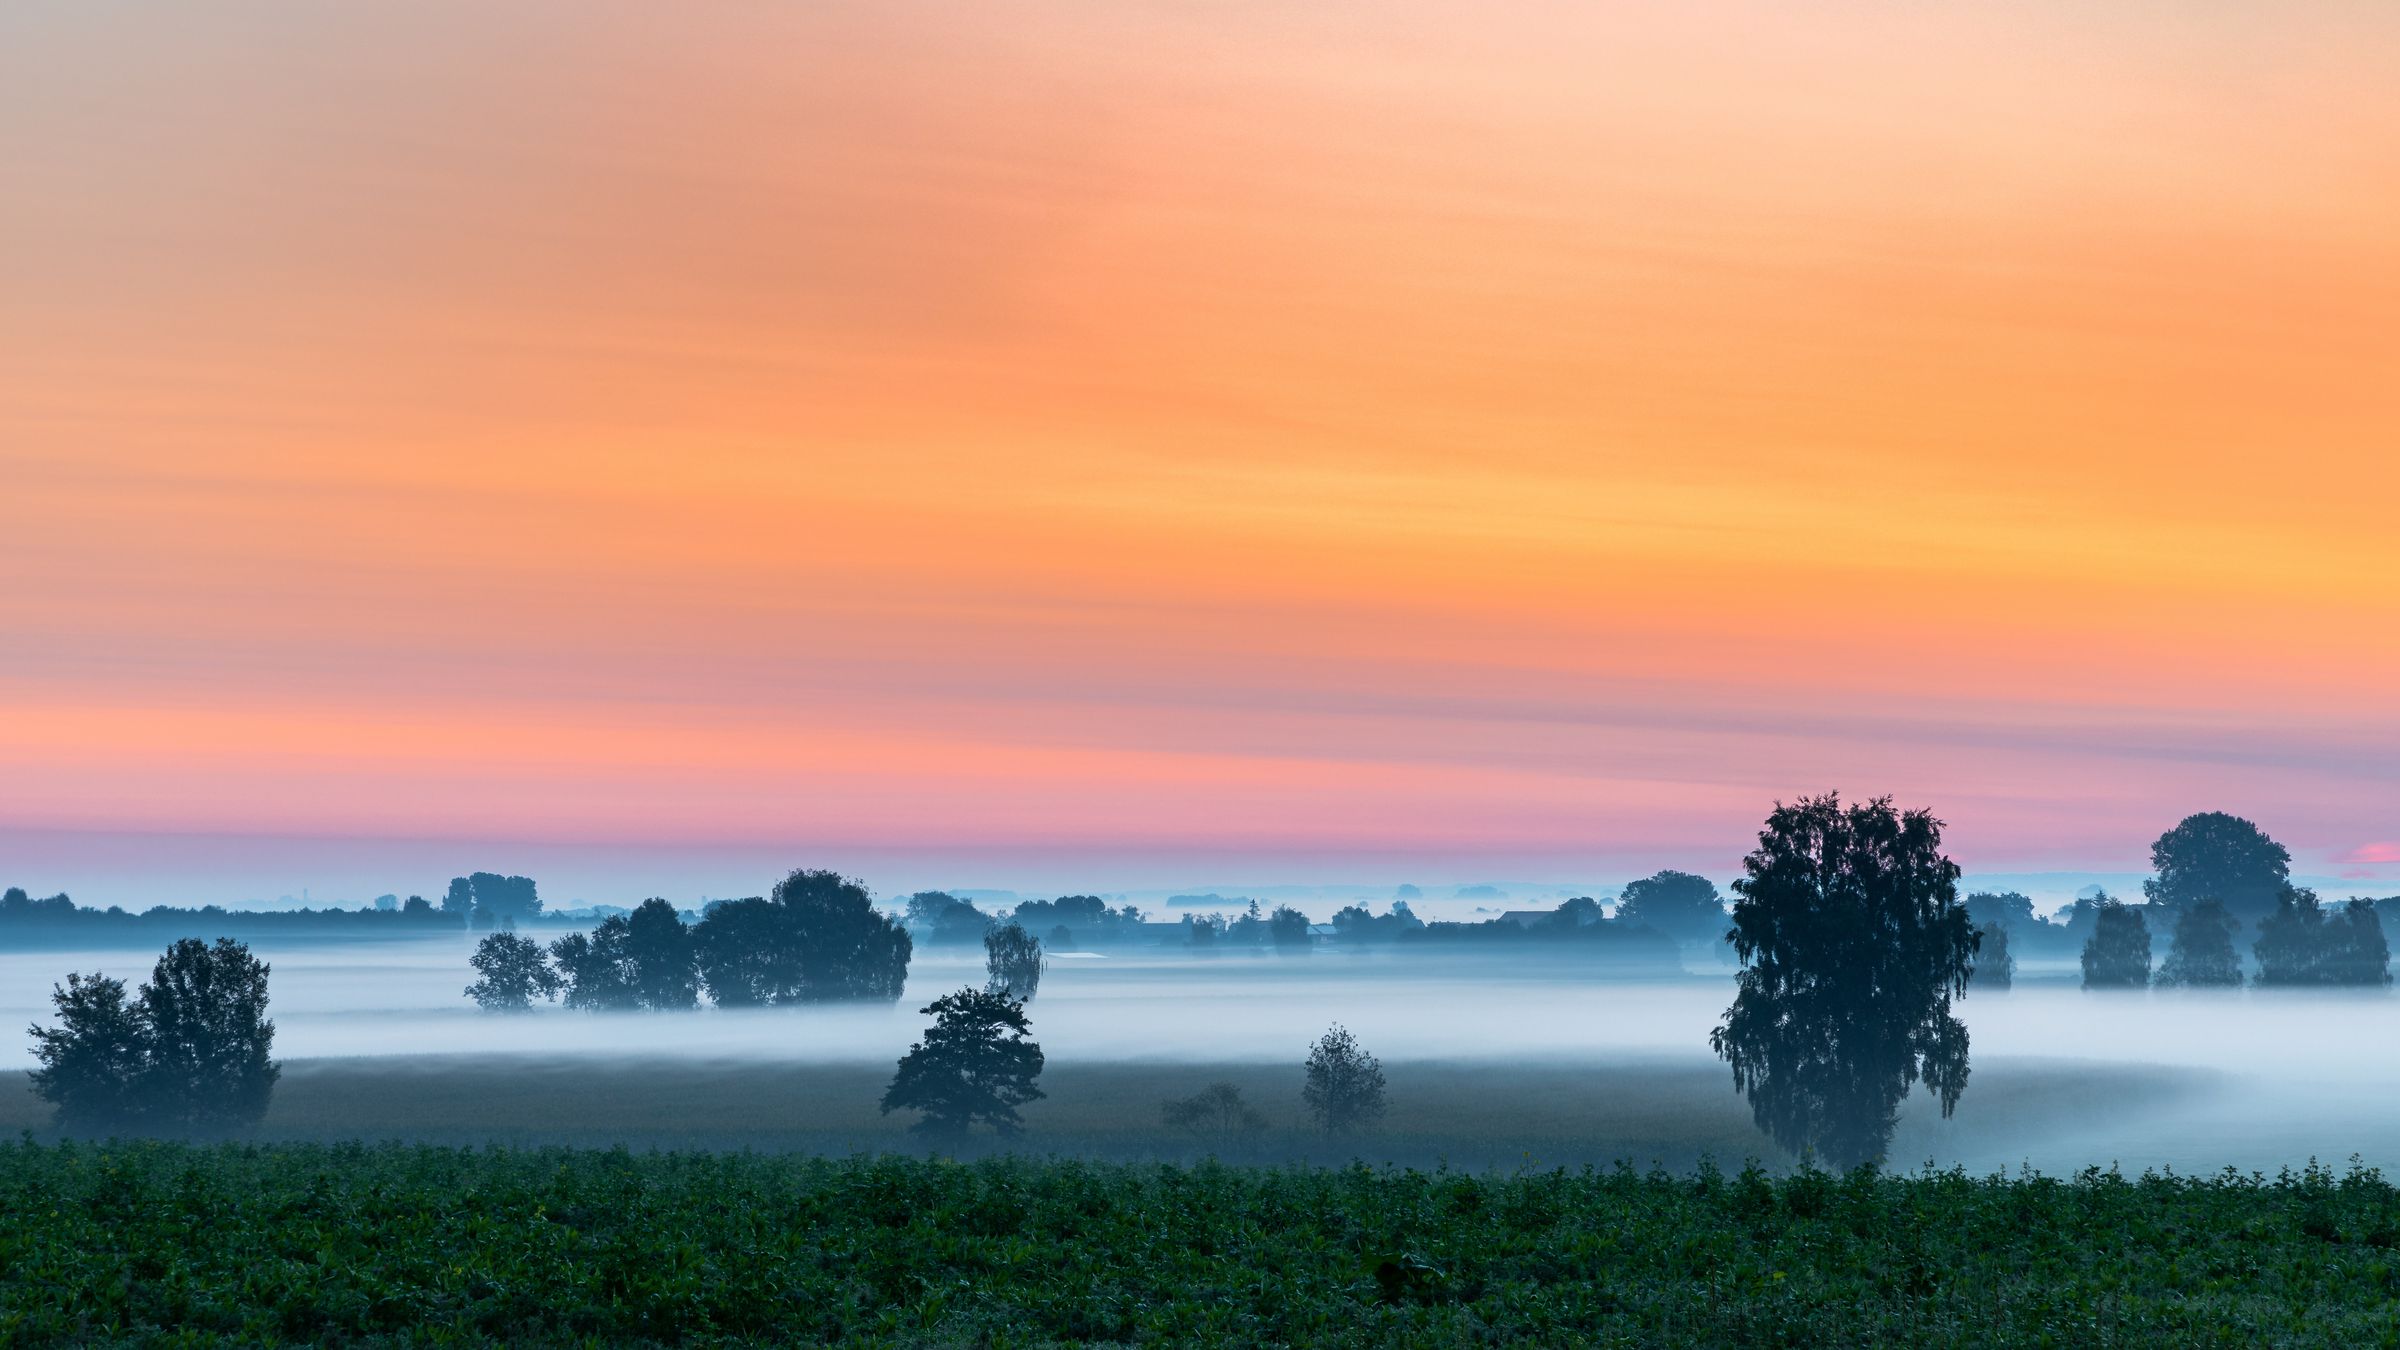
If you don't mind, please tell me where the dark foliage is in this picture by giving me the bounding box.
[1711,794,1975,1170]
[1302,1024,1387,1134]
[2080,897,2153,989]
[1008,895,1145,946]
[12,1144,2400,1346]
[24,973,147,1131]
[905,891,994,946]
[1613,870,1728,942]
[1961,891,2037,934]
[2254,889,2391,987]
[881,987,1046,1138]
[464,932,561,1011]
[1160,1081,1269,1143]
[447,872,541,922]
[1328,901,1423,942]
[984,922,1045,1000]
[29,938,280,1134]
[1269,905,1312,951]
[2156,899,2242,988]
[1967,923,2012,991]
[2143,812,2292,930]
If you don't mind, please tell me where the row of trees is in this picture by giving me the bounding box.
[466,869,1052,1013]
[26,938,281,1133]
[2080,890,2391,989]
[465,870,913,1012]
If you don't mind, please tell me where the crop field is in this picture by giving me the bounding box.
[0,1054,2213,1173]
[6,1139,2398,1348]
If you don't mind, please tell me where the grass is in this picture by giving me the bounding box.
[5,1139,2398,1347]
[0,1054,2212,1173]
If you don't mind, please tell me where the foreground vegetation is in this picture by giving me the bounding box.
[5,1140,2398,1347]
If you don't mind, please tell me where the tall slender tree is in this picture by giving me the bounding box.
[1710,794,1975,1169]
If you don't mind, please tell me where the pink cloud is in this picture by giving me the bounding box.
[2337,842,2400,865]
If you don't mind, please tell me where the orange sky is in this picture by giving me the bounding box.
[3,1,2397,894]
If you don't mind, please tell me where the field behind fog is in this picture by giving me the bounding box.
[9,934,2400,1175]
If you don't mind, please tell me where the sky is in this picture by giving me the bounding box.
[3,2,2396,905]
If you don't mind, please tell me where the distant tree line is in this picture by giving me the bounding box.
[1946,814,2396,991]
[466,869,912,1012]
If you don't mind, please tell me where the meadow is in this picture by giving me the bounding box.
[0,1054,2208,1174]
[6,1138,2398,1347]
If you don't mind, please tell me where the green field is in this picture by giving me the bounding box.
[0,1053,2213,1173]
[5,1137,2398,1347]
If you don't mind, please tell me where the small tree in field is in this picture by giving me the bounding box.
[881,987,1046,1138]
[465,932,561,1011]
[2080,897,2152,989]
[1162,1082,1268,1147]
[984,922,1045,1001]
[137,938,281,1131]
[26,973,148,1131]
[2156,899,2242,988]
[1302,1024,1386,1134]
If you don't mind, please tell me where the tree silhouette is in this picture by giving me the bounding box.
[1302,1024,1387,1134]
[1710,794,1975,1170]
[2156,899,2241,988]
[1269,905,1312,951]
[1613,870,1727,942]
[2254,889,2392,987]
[690,897,784,1007]
[2080,897,2152,989]
[1968,923,2013,991]
[2144,813,2291,931]
[465,932,561,1011]
[1161,1082,1267,1147]
[129,938,281,1131]
[622,898,699,1010]
[880,987,1046,1138]
[26,972,148,1131]
[906,891,994,946]
[983,922,1044,1000]
[548,927,641,1010]
[1962,891,2038,934]
[769,869,912,1002]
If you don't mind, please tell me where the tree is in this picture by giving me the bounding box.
[983,922,1045,1000]
[132,938,281,1131]
[1962,891,2038,934]
[691,897,785,1007]
[623,898,700,1010]
[1613,870,1727,942]
[2156,899,2242,988]
[769,869,912,1002]
[1161,1082,1267,1147]
[1269,905,1312,951]
[465,932,561,1011]
[1710,794,1975,1170]
[2254,889,2392,987]
[2327,900,2392,986]
[1301,1024,1387,1134]
[1546,896,1605,929]
[548,928,640,1010]
[1968,923,2012,991]
[880,987,1046,1138]
[906,891,993,946]
[2144,813,2291,930]
[2080,897,2152,989]
[27,973,148,1130]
